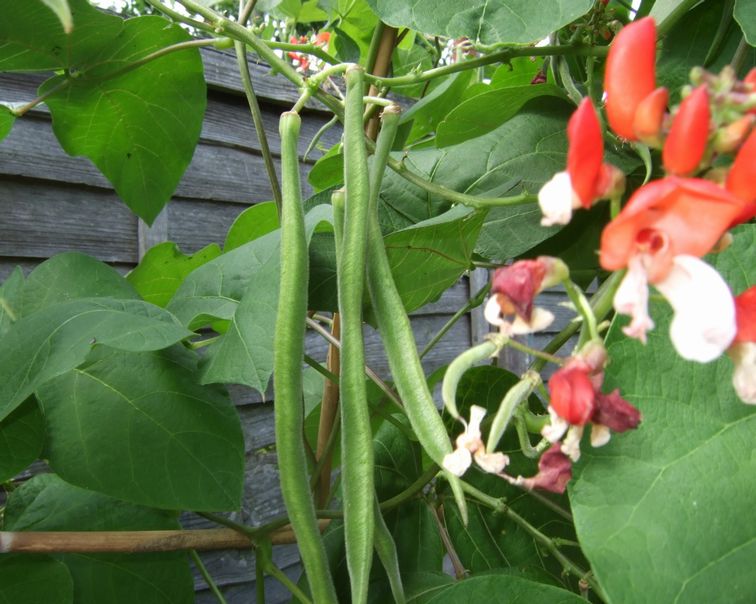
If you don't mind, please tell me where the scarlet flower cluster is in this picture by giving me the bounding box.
[538,17,755,404]
[286,31,330,73]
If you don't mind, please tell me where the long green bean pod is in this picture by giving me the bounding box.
[338,65,375,604]
[274,110,337,604]
[365,105,469,525]
[373,497,406,604]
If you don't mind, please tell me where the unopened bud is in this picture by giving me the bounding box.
[537,256,569,289]
[713,115,754,153]
[689,66,706,86]
[633,87,669,147]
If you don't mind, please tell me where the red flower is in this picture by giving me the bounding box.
[734,287,756,344]
[633,86,669,145]
[548,366,596,426]
[516,444,573,494]
[726,129,756,223]
[593,390,642,433]
[490,260,546,321]
[605,17,658,140]
[663,86,710,175]
[600,177,744,281]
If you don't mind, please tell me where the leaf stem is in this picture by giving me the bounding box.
[190,550,229,604]
[235,40,283,212]
[264,40,339,65]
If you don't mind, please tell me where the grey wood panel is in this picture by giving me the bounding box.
[0,178,138,262]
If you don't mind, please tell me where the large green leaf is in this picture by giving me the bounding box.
[4,474,194,604]
[385,206,485,312]
[37,346,244,511]
[223,201,280,251]
[408,573,586,603]
[0,298,191,423]
[0,1,206,224]
[0,397,45,482]
[385,499,444,574]
[0,554,73,604]
[21,252,138,316]
[436,85,568,147]
[40,0,73,33]
[169,205,332,393]
[365,0,592,44]
[570,225,756,603]
[374,415,423,500]
[127,243,222,307]
[735,0,756,44]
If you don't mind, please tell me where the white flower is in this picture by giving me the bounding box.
[538,171,581,226]
[654,255,737,363]
[442,405,509,476]
[484,296,554,336]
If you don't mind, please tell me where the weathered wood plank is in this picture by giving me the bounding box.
[0,178,138,262]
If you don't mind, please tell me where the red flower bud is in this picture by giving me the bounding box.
[663,85,710,175]
[548,366,596,426]
[633,86,668,145]
[734,287,756,344]
[567,99,605,207]
[726,129,756,221]
[605,17,657,140]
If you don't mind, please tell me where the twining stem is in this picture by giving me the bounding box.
[264,40,339,65]
[305,317,403,410]
[562,279,600,346]
[429,502,466,580]
[190,550,229,604]
[419,282,489,359]
[235,41,282,211]
[457,481,607,601]
[238,0,258,25]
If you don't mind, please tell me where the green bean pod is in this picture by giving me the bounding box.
[338,65,375,604]
[373,497,406,604]
[274,110,337,604]
[365,105,469,524]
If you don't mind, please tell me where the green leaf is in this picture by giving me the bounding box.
[0,104,15,141]
[365,0,592,44]
[37,346,244,511]
[436,85,568,147]
[735,0,756,44]
[169,205,332,394]
[401,70,476,144]
[404,571,454,603]
[0,267,24,337]
[407,573,587,603]
[42,15,206,224]
[570,225,756,603]
[333,26,360,63]
[127,243,222,307]
[489,57,544,88]
[0,298,191,423]
[308,146,345,191]
[385,500,444,574]
[40,0,73,33]
[21,252,138,316]
[658,1,753,98]
[224,201,280,251]
[0,397,45,482]
[374,415,422,500]
[384,206,485,313]
[0,555,73,604]
[5,474,194,604]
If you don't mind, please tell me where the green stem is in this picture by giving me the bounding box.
[531,270,624,372]
[303,116,338,162]
[256,558,266,604]
[144,0,215,34]
[562,279,599,346]
[378,464,439,510]
[293,63,352,113]
[265,40,339,65]
[190,550,229,604]
[235,41,282,212]
[238,0,258,25]
[419,282,489,359]
[265,561,313,604]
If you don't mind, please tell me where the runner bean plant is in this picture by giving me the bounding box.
[0,0,754,602]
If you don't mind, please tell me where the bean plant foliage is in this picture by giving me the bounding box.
[0,1,754,603]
